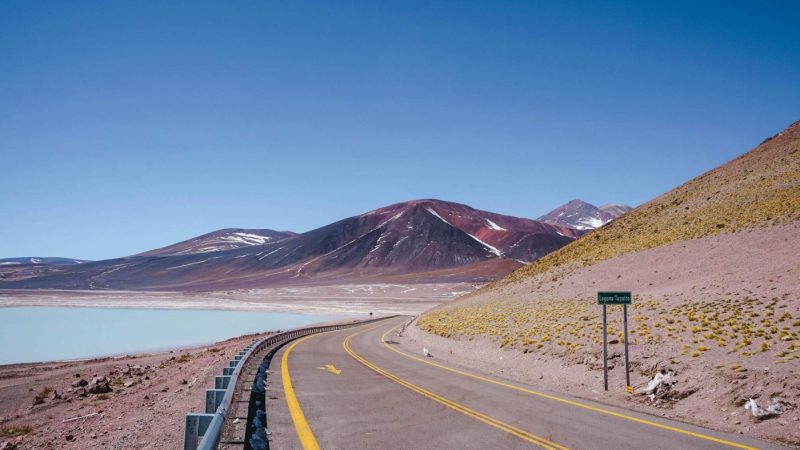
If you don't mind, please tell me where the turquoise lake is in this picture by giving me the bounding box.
[0,307,334,365]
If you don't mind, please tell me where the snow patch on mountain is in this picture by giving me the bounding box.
[426,207,451,225]
[484,218,507,231]
[466,233,504,257]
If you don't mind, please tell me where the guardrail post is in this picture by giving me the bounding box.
[184,413,214,450]
[205,389,227,414]
[183,315,397,449]
[215,375,232,390]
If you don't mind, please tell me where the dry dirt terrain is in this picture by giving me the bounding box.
[0,333,265,450]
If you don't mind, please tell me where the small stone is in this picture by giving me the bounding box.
[65,434,74,442]
[90,433,97,439]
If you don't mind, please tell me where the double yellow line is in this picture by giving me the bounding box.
[379,323,758,450]
[343,325,568,450]
[284,321,759,450]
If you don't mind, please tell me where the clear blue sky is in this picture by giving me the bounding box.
[1,1,798,260]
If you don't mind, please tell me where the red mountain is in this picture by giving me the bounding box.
[0,199,579,291]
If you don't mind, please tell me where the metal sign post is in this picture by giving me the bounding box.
[602,303,608,391]
[597,291,632,392]
[623,303,630,388]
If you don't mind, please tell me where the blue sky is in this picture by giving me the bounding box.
[1,1,798,260]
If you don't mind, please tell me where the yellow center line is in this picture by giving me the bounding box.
[282,333,323,450]
[343,324,569,450]
[380,321,759,450]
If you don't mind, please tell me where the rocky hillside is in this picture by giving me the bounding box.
[506,120,800,286]
[412,120,800,446]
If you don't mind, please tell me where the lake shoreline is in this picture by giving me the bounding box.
[0,283,457,315]
[0,330,270,448]
[0,307,342,366]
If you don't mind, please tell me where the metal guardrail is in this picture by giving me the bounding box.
[183,316,396,450]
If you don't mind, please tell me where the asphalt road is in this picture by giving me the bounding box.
[266,317,789,450]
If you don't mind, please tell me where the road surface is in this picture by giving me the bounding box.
[266,317,788,450]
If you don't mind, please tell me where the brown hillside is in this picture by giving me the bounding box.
[499,120,800,286]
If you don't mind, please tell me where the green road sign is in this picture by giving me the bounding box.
[597,291,632,305]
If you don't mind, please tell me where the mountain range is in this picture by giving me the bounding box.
[0,199,629,291]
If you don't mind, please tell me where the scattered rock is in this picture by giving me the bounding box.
[88,376,112,394]
[75,387,88,398]
[124,381,135,388]
[65,434,74,442]
[72,379,88,388]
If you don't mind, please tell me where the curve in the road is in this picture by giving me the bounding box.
[277,319,778,450]
[343,325,569,450]
[378,322,757,450]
